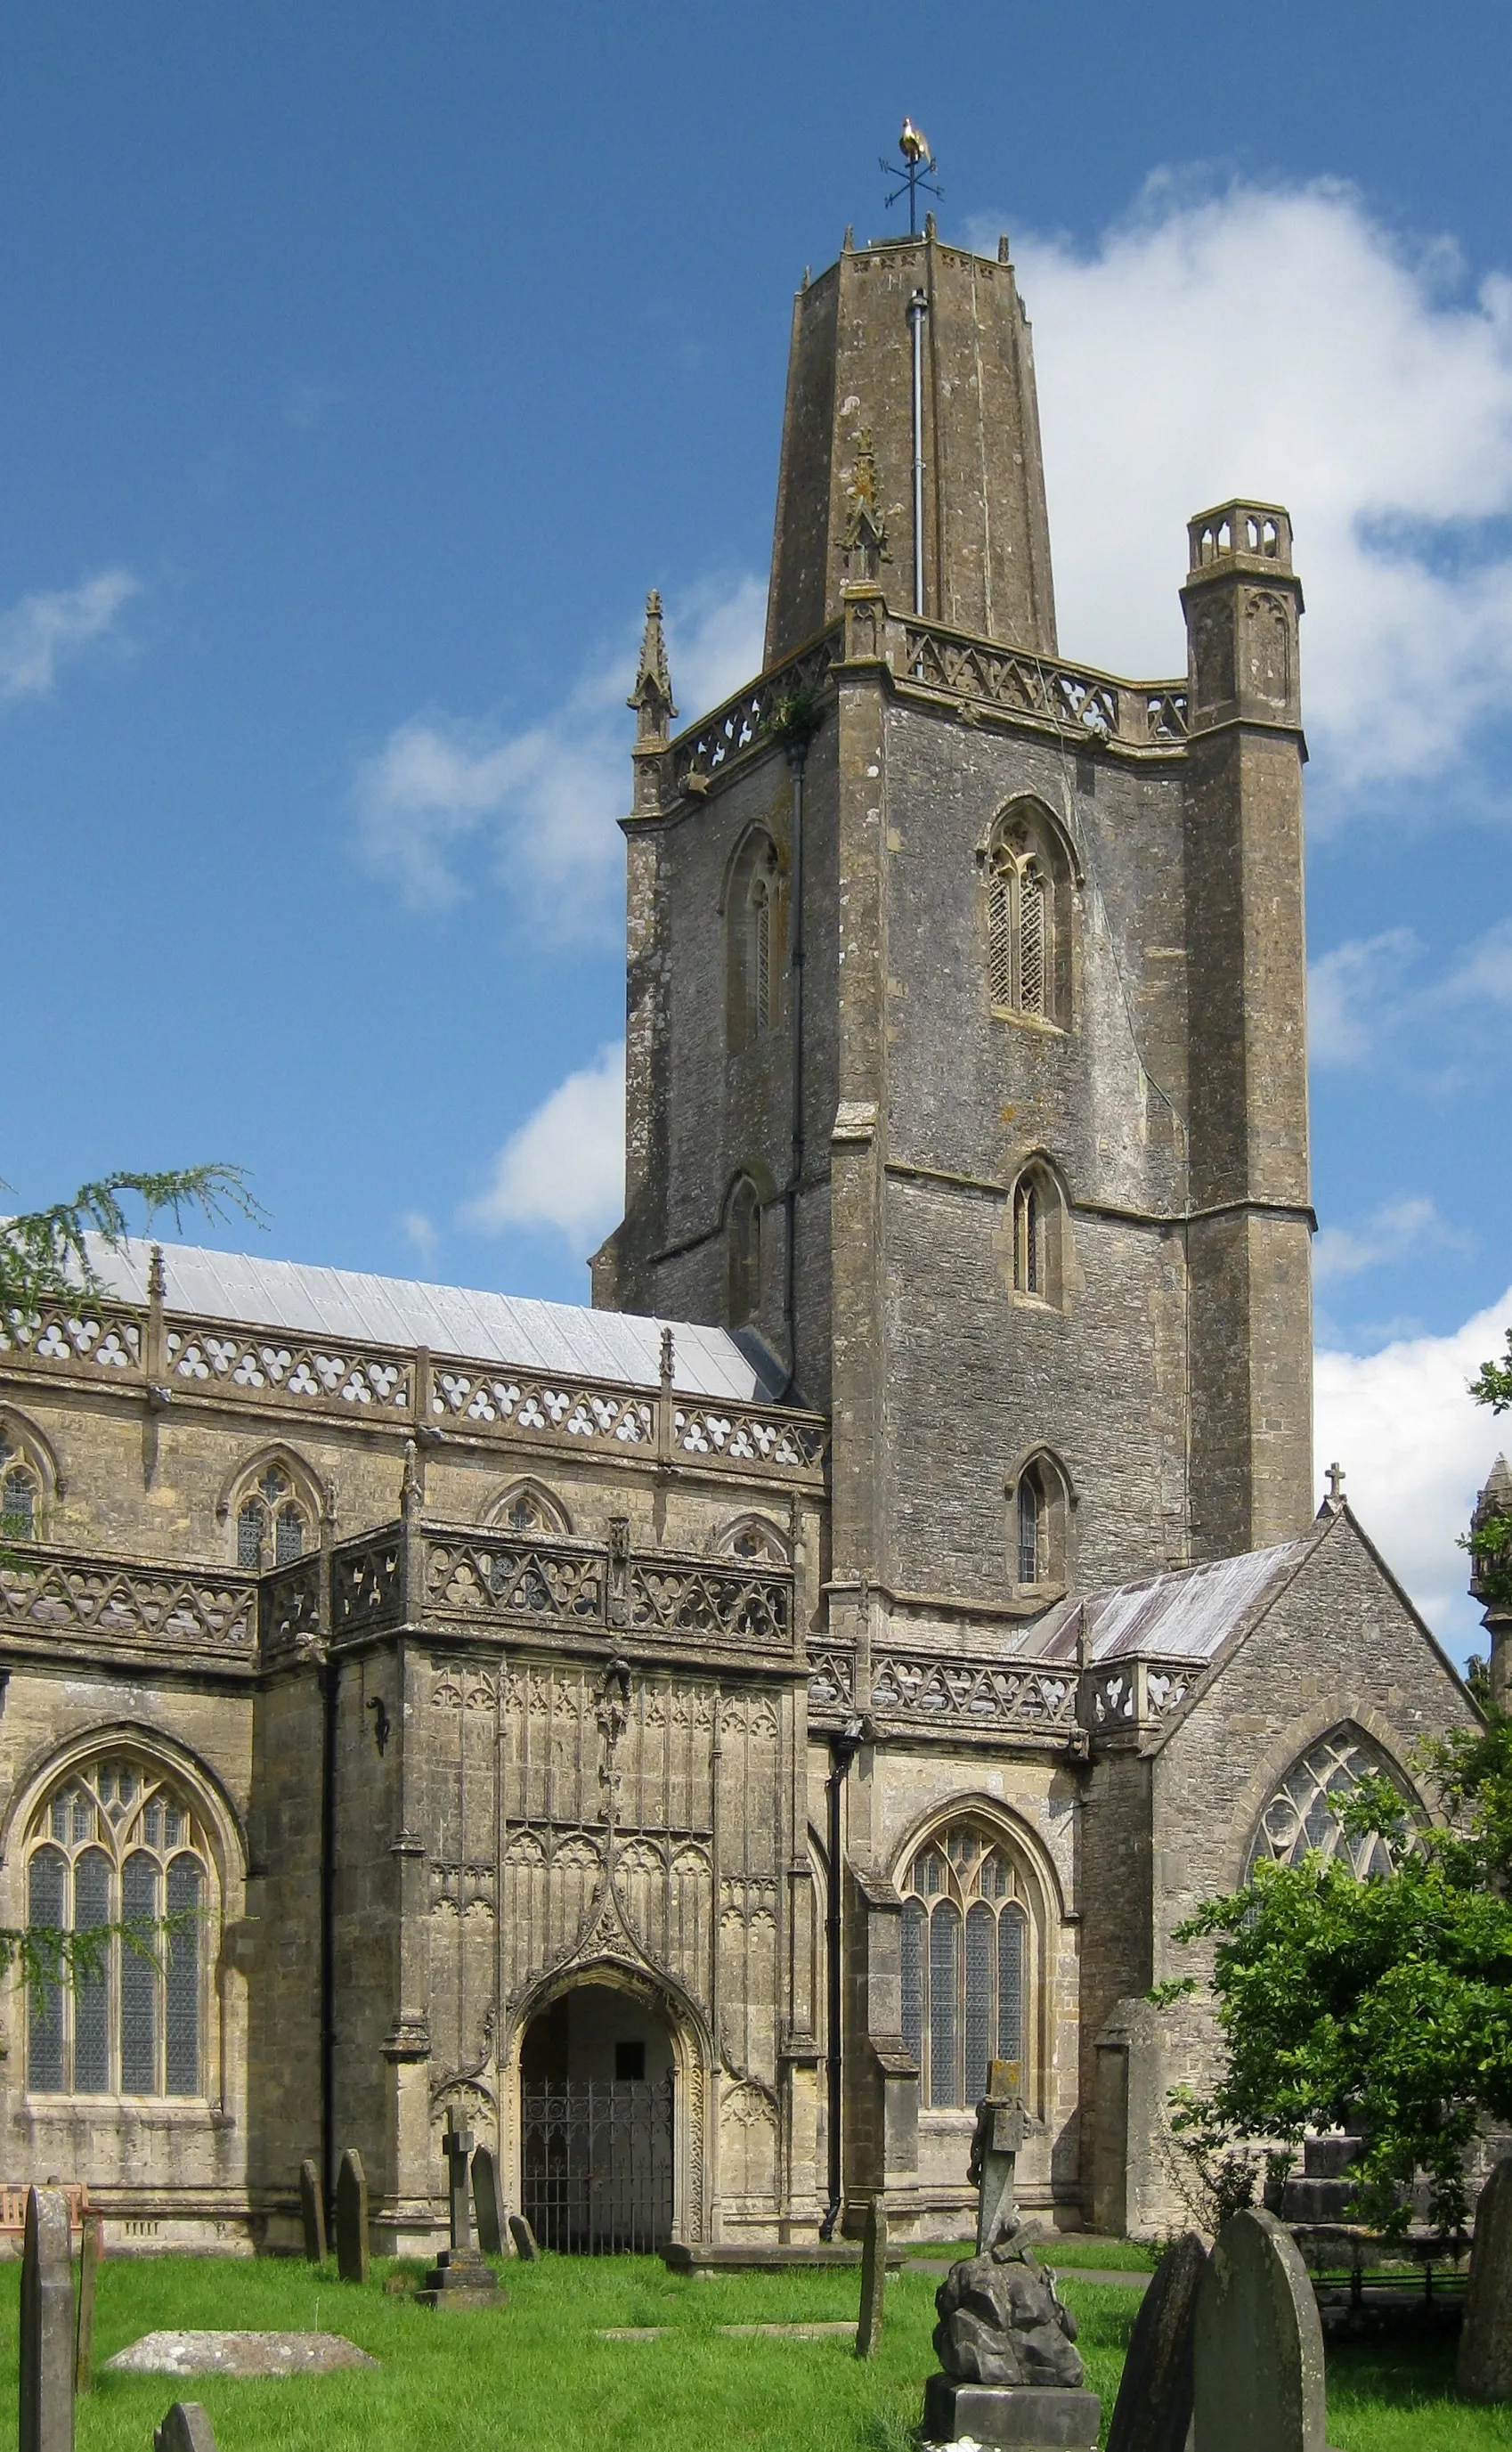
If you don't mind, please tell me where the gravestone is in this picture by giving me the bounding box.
[1105,2231,1207,2452]
[20,2186,75,2452]
[299,2158,327,2264]
[74,2213,102,2397]
[335,2148,369,2285]
[509,2211,540,2262]
[855,2197,887,2358]
[153,2406,218,2452]
[1192,2207,1328,2452]
[1459,2154,1512,2399]
[472,2144,505,2258]
[418,2109,507,2309]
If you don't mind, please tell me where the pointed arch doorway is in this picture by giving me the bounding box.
[518,1975,676,2252]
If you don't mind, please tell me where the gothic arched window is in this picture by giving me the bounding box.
[1008,1452,1069,1593]
[983,805,1070,1028]
[0,1445,38,1539]
[726,1177,762,1329]
[26,1756,214,2099]
[1010,1163,1068,1306]
[726,831,782,1053]
[715,1513,790,1564]
[1247,1731,1410,1883]
[233,1463,312,1570]
[486,1480,572,1537]
[900,1824,1031,2109]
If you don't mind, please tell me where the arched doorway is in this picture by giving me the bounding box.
[518,1977,676,2252]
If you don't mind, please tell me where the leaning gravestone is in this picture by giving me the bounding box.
[335,2147,369,2285]
[153,2406,218,2452]
[20,2186,75,2452]
[299,2158,327,2264]
[1193,2207,1328,2452]
[1459,2154,1512,2399]
[508,2211,540,2262]
[1105,2231,1207,2452]
[74,2212,102,2397]
[855,2197,887,2359]
[472,2143,505,2258]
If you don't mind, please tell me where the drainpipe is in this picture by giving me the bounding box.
[779,738,807,1399]
[319,1656,338,2217]
[818,1715,866,2240]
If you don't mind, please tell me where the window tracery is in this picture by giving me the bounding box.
[714,1513,790,1563]
[900,1823,1031,2110]
[0,1442,38,1538]
[1247,1731,1409,1883]
[983,805,1069,1028]
[487,1481,572,1537]
[224,1456,318,1571]
[25,1755,213,2098]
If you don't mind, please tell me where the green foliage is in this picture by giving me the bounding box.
[1167,1729,1512,2237]
[763,688,825,756]
[0,1166,264,1319]
[0,1910,187,1998]
[1469,1329,1512,1416]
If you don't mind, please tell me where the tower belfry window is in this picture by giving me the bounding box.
[726,831,782,1054]
[984,808,1068,1027]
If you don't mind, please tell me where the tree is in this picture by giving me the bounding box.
[1467,1328,1512,1615]
[0,1161,264,1985]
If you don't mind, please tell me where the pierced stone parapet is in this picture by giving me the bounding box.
[0,1544,256,1658]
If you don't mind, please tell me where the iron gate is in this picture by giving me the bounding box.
[520,2074,674,2252]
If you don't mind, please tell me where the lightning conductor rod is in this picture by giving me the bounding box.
[907,286,928,616]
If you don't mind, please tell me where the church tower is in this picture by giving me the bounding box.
[596,219,1315,1628]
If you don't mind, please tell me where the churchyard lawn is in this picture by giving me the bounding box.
[3,2247,1508,2452]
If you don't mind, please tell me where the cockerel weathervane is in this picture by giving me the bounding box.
[881,118,942,237]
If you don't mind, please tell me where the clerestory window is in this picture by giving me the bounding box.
[900,1825,1031,2110]
[26,1756,212,2099]
[236,1465,310,1570]
[0,1442,38,1538]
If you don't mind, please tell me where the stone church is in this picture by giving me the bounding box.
[0,218,1476,2255]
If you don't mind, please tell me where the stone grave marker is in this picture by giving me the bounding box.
[299,2158,327,2264]
[153,2406,218,2452]
[509,2211,540,2262]
[472,2144,505,2258]
[855,2197,887,2358]
[74,2214,102,2398]
[974,2058,1027,2251]
[1105,2231,1207,2452]
[335,2147,369,2285]
[418,2108,507,2308]
[20,2185,75,2452]
[1192,2206,1328,2452]
[1459,2154,1512,2399]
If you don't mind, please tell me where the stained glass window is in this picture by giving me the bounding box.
[1,1462,36,1536]
[903,1826,1032,2110]
[23,1757,211,2098]
[236,1465,310,1570]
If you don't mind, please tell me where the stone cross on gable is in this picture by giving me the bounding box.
[1326,1462,1345,1506]
[444,2108,475,2254]
[970,2058,1026,2252]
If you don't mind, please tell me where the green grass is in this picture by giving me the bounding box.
[0,2250,1498,2451]
[916,2236,1157,2272]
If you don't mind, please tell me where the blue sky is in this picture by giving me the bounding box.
[4,3,1510,1654]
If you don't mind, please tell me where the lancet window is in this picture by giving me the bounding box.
[726,831,782,1053]
[0,1441,38,1538]
[25,1756,213,2099]
[900,1824,1031,2110]
[1247,1731,1410,1883]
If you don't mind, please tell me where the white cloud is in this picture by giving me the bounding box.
[990,179,1512,808]
[1315,1287,1512,1654]
[399,1210,438,1267]
[1308,928,1419,1068]
[0,570,138,703]
[459,1041,626,1248]
[1443,916,1512,1008]
[1313,1193,1472,1287]
[354,576,765,927]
